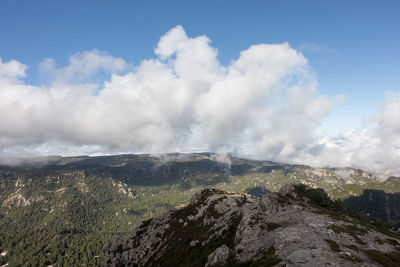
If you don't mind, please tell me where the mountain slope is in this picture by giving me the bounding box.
[343,190,400,226]
[102,184,400,266]
[0,153,399,266]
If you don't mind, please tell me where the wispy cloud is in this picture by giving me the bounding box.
[298,42,337,55]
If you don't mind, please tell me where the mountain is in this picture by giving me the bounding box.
[0,153,399,266]
[246,185,270,198]
[102,184,400,266]
[329,177,400,199]
[328,177,400,226]
[343,190,400,227]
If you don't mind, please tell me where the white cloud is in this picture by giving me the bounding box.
[0,58,28,81]
[290,93,400,177]
[0,26,399,177]
[39,49,128,83]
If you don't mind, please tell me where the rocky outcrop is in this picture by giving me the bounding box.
[102,185,400,266]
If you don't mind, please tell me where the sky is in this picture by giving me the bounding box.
[0,1,400,176]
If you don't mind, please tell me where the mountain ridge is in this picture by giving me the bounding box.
[1,153,399,266]
[101,184,400,266]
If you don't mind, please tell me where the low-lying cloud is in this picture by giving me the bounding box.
[0,25,399,177]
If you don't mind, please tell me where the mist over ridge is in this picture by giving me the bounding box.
[0,26,399,177]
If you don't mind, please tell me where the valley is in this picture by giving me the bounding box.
[0,153,399,266]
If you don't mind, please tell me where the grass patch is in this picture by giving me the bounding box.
[314,209,350,222]
[324,239,341,252]
[344,244,358,251]
[276,194,290,205]
[266,223,281,231]
[328,224,367,245]
[386,238,400,246]
[364,249,400,267]
[223,246,282,267]
[340,253,363,263]
[248,246,282,267]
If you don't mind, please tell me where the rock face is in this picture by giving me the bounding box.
[102,185,400,267]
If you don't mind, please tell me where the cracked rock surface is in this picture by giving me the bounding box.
[102,185,400,266]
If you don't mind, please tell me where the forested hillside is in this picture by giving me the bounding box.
[0,153,399,266]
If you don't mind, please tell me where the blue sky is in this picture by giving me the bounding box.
[1,0,399,134]
[1,1,400,175]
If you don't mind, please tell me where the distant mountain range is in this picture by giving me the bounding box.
[1,153,399,266]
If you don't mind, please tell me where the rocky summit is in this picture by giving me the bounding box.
[102,184,400,266]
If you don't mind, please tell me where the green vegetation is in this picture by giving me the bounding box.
[324,239,341,252]
[223,246,281,267]
[329,177,400,200]
[266,223,281,231]
[364,249,400,267]
[0,153,399,266]
[291,184,400,246]
[246,185,270,198]
[143,194,243,266]
[341,189,400,227]
[294,184,331,208]
[328,224,367,245]
[246,246,282,267]
[0,164,192,266]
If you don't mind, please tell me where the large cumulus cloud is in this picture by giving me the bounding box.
[0,25,398,177]
[306,93,400,177]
